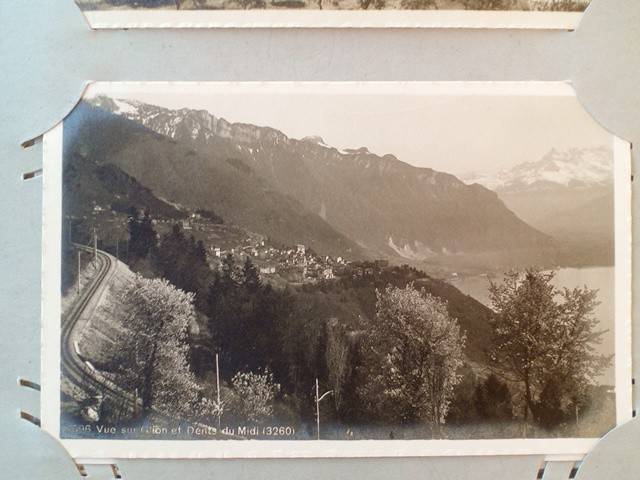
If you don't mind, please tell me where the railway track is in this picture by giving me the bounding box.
[60,244,240,437]
[61,244,138,417]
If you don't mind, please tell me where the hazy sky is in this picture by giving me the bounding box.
[85,85,612,175]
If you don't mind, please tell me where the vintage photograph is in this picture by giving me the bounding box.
[75,0,589,12]
[74,0,590,29]
[42,82,630,458]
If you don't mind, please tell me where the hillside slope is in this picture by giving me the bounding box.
[87,96,557,268]
[463,147,614,266]
[65,101,368,259]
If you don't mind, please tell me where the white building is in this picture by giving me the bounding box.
[323,268,335,280]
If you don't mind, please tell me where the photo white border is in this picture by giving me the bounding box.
[82,9,585,30]
[41,81,632,461]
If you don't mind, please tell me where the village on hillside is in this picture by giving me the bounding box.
[68,201,375,289]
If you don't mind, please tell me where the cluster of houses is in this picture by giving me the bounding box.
[87,204,355,285]
[208,240,348,284]
[150,210,340,284]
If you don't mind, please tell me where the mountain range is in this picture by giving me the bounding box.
[65,96,569,271]
[462,147,612,193]
[462,146,614,266]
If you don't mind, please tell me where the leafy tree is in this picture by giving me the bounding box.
[358,284,466,430]
[115,275,200,417]
[195,239,207,264]
[474,373,513,421]
[262,287,326,414]
[488,269,610,428]
[152,223,210,308]
[400,0,437,9]
[359,0,386,9]
[534,377,565,430]
[242,257,262,294]
[237,0,267,8]
[462,0,518,9]
[220,253,239,288]
[325,318,357,418]
[446,364,478,425]
[206,255,290,377]
[195,208,224,224]
[229,370,280,423]
[197,396,225,424]
[127,207,157,260]
[529,0,587,11]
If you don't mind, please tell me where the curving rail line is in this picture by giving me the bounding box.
[61,244,138,416]
[61,244,240,437]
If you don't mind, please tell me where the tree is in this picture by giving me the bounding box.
[152,223,210,307]
[534,377,565,430]
[220,253,238,288]
[206,254,289,377]
[446,364,478,425]
[237,0,267,8]
[127,207,157,260]
[115,275,200,417]
[474,373,513,421]
[358,284,466,431]
[229,370,280,423]
[488,269,610,429]
[400,0,437,9]
[197,396,225,424]
[242,257,262,294]
[529,0,587,11]
[325,318,357,418]
[462,0,518,9]
[359,0,386,9]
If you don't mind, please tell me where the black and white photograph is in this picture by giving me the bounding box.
[75,0,589,12]
[41,82,631,459]
[74,0,591,29]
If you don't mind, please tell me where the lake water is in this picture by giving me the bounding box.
[453,267,615,386]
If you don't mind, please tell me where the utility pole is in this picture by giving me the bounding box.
[93,227,97,260]
[77,251,81,294]
[315,378,333,440]
[115,238,119,261]
[216,353,221,431]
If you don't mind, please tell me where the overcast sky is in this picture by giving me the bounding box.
[85,85,612,175]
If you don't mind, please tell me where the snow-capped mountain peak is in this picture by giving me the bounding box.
[341,147,371,155]
[300,135,333,149]
[87,95,290,145]
[462,146,612,192]
[90,95,142,117]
